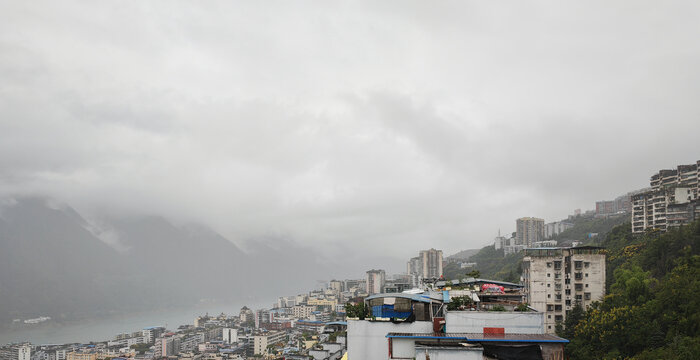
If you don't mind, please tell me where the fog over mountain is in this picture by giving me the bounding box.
[1,1,700,321]
[0,197,388,324]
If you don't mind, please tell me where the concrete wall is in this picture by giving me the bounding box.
[347,320,433,360]
[445,311,544,334]
[414,346,483,360]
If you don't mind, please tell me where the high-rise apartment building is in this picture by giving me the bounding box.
[154,334,181,358]
[516,217,544,247]
[419,248,443,279]
[522,247,606,333]
[406,256,422,287]
[142,326,165,344]
[365,269,386,295]
[631,161,700,233]
[18,346,30,360]
[406,249,444,287]
[222,328,238,344]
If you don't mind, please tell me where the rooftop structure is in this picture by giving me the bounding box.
[632,161,700,233]
[347,278,562,360]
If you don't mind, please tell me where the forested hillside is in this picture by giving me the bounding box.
[562,220,700,359]
[553,213,630,245]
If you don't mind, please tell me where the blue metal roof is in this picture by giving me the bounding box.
[324,321,347,326]
[365,292,442,303]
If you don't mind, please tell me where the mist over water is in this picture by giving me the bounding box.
[0,300,272,345]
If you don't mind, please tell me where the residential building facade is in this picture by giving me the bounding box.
[522,246,606,333]
[631,161,700,233]
[365,269,386,295]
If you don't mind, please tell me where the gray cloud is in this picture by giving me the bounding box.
[1,1,699,271]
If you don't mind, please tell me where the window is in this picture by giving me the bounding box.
[565,300,571,306]
[565,289,571,295]
[547,305,554,311]
[548,315,551,319]
[555,283,561,290]
[565,279,570,284]
[584,262,590,268]
[555,315,563,322]
[555,273,561,279]
[585,284,589,288]
[575,295,583,301]
[547,283,551,287]
[574,261,583,269]
[585,273,589,277]
[555,305,562,311]
[548,294,551,298]
[547,273,551,277]
[554,261,562,270]
[584,293,591,300]
[547,262,552,268]
[575,284,583,291]
[555,294,562,301]
[575,272,583,280]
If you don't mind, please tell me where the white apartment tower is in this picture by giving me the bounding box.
[522,247,606,333]
[419,248,443,279]
[222,328,238,344]
[365,269,386,295]
[18,345,30,360]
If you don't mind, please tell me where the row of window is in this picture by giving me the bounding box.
[546,272,589,279]
[547,282,589,289]
[546,261,591,269]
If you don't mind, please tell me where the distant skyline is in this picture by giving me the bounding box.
[1,1,699,260]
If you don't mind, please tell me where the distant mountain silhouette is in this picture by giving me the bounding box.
[0,197,329,325]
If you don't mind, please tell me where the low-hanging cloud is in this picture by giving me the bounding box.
[1,0,699,266]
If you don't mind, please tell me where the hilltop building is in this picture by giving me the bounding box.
[596,193,633,217]
[516,217,545,247]
[142,326,165,344]
[543,221,573,239]
[522,246,606,333]
[631,161,700,233]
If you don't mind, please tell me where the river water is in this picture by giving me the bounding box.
[0,300,272,345]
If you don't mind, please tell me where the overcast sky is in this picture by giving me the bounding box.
[1,1,699,262]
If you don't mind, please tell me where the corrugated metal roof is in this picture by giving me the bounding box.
[365,292,443,303]
[436,278,523,288]
[386,332,569,343]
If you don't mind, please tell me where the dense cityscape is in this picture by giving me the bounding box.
[2,2,700,359]
[2,160,698,359]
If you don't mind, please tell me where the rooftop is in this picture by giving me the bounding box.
[386,332,569,343]
[364,292,444,304]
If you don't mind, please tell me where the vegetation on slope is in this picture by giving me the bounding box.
[445,213,632,284]
[443,246,522,283]
[563,220,700,359]
[553,213,630,245]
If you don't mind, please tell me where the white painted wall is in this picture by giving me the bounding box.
[347,320,433,360]
[445,311,544,334]
[415,346,483,360]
